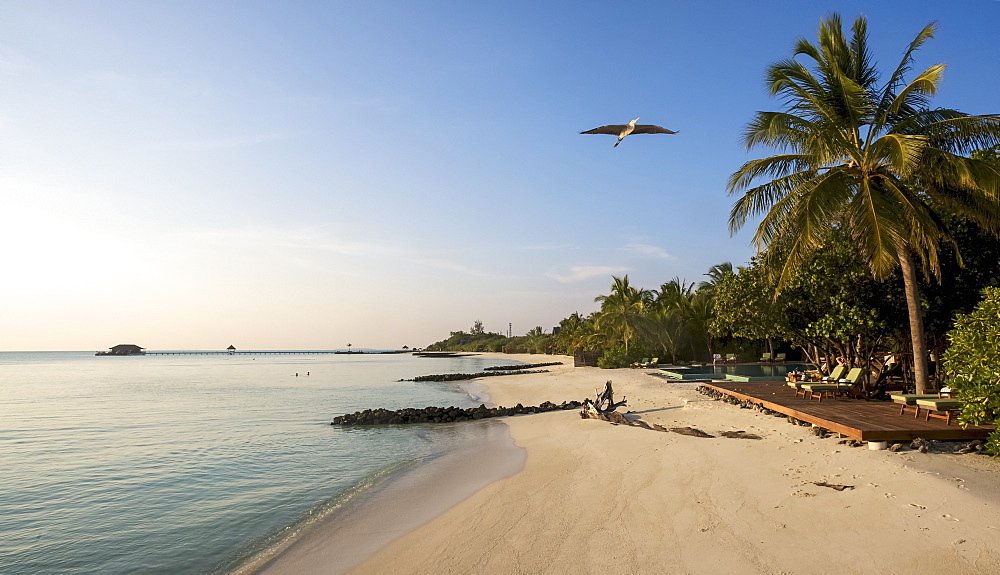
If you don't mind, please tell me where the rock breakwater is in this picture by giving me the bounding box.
[483,362,563,371]
[406,369,549,382]
[331,400,583,425]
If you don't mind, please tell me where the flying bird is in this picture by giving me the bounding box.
[580,117,677,147]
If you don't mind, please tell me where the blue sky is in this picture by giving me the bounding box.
[2,1,998,350]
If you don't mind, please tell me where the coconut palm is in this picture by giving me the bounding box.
[728,14,1000,393]
[698,262,734,292]
[593,275,652,354]
[647,305,684,364]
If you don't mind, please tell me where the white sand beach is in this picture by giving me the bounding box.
[260,354,1000,575]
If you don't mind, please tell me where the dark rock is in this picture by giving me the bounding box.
[331,399,583,426]
[721,430,762,440]
[483,362,563,371]
[411,369,551,382]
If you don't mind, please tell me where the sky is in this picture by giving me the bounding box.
[2,1,998,351]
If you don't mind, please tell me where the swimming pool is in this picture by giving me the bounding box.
[660,363,813,381]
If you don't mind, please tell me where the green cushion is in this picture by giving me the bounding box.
[890,394,940,404]
[801,383,840,391]
[914,399,961,410]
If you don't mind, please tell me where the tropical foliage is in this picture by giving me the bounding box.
[941,287,1000,455]
[426,268,741,367]
[727,14,1000,392]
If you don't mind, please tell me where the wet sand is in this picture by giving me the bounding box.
[251,419,524,574]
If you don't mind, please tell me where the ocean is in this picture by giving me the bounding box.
[0,351,523,574]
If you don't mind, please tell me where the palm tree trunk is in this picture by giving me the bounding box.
[898,247,930,394]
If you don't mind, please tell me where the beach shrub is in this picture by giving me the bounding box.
[941,287,1000,455]
[596,345,629,369]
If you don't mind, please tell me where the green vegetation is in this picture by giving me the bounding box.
[727,14,1000,393]
[426,14,1000,448]
[425,270,741,368]
[941,287,1000,455]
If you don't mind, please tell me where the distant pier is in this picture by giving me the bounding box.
[138,350,411,356]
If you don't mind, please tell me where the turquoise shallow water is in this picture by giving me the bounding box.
[0,351,519,574]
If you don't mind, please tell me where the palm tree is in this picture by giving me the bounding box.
[593,275,652,354]
[699,262,734,292]
[655,277,694,307]
[728,14,1000,393]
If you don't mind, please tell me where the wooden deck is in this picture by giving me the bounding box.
[702,380,994,442]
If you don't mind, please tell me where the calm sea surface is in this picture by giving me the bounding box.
[0,351,520,574]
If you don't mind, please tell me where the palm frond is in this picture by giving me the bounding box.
[918,150,1000,230]
[741,111,816,150]
[727,154,814,192]
[873,176,952,280]
[876,22,937,120]
[870,133,929,177]
[887,64,945,120]
[848,16,879,88]
[843,177,908,278]
[728,167,818,233]
[920,115,1000,155]
[751,169,848,251]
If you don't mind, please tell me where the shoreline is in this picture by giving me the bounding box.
[248,419,525,574]
[243,355,535,575]
[352,355,1000,574]
[251,354,1000,574]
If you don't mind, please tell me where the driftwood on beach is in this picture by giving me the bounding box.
[580,381,642,426]
[580,381,717,437]
[332,400,583,425]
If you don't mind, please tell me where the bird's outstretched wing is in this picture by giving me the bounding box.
[630,125,677,134]
[580,124,628,135]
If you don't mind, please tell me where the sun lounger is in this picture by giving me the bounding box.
[774,352,786,362]
[891,388,953,416]
[759,352,771,362]
[643,357,659,368]
[801,367,863,401]
[786,379,809,398]
[726,353,737,363]
[800,383,842,401]
[915,398,962,425]
[820,365,847,383]
[890,394,942,417]
[630,358,649,368]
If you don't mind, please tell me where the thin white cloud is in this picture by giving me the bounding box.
[547,265,630,283]
[625,242,674,260]
[184,225,390,257]
[413,258,479,275]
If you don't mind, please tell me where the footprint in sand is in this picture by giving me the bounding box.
[909,503,927,510]
[942,514,960,521]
